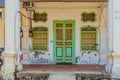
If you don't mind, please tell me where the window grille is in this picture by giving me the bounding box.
[81,26,97,51]
[32,27,48,51]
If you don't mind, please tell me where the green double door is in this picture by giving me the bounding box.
[53,20,75,64]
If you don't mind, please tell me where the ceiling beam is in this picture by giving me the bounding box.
[20,0,108,2]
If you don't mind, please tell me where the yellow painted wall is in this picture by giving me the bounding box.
[0,8,4,48]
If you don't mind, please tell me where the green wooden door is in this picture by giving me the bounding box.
[53,20,75,64]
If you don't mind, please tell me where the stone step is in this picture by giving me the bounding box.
[49,73,76,80]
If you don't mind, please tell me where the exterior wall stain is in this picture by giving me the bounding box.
[30,52,52,64]
[21,51,53,64]
[21,50,107,65]
[76,52,107,65]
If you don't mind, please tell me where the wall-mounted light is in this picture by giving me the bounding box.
[29,28,33,38]
[20,27,23,38]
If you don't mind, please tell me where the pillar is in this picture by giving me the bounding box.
[108,0,120,78]
[108,0,113,52]
[2,0,21,79]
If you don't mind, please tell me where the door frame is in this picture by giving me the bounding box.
[53,20,76,64]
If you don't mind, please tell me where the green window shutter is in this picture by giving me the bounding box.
[81,26,98,51]
[32,27,48,51]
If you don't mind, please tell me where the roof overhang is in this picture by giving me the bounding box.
[20,0,108,2]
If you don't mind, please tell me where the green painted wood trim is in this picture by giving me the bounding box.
[53,20,76,64]
[72,20,76,63]
[53,21,56,64]
[33,12,48,22]
[32,26,49,52]
[80,26,98,51]
[81,12,97,22]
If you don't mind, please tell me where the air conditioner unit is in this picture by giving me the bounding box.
[23,1,34,8]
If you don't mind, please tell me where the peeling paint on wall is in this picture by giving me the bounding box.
[21,50,107,65]
[30,52,52,64]
[76,51,107,65]
[21,51,53,64]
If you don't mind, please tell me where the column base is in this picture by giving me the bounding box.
[16,53,23,71]
[1,54,17,80]
[108,54,120,79]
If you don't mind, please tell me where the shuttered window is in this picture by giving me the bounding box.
[81,26,98,51]
[32,27,48,51]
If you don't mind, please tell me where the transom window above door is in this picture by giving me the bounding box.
[32,27,48,51]
[80,26,98,51]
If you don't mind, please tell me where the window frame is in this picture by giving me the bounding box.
[80,26,98,51]
[0,12,2,21]
[32,26,48,52]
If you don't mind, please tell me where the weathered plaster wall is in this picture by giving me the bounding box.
[109,0,120,78]
[0,8,4,48]
[20,2,108,64]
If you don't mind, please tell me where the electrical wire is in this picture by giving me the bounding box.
[17,11,34,52]
[17,11,33,20]
[95,0,108,68]
[97,1,107,66]
[93,0,102,70]
[101,6,108,79]
[97,2,103,66]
